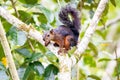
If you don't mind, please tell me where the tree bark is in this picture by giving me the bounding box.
[0,21,20,80]
[74,0,108,56]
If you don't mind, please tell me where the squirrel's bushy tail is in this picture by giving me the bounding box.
[59,4,80,42]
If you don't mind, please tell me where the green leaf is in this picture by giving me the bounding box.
[88,42,98,56]
[29,52,44,62]
[87,0,93,4]
[102,3,109,16]
[38,13,47,24]
[34,75,44,80]
[19,0,38,5]
[37,5,54,23]
[45,51,59,67]
[98,58,111,62]
[18,0,26,4]
[39,23,50,30]
[64,0,70,2]
[89,10,94,19]
[44,64,59,80]
[0,17,12,32]
[7,27,27,48]
[0,62,6,71]
[17,31,27,46]
[7,27,17,44]
[37,42,47,53]
[95,30,105,39]
[0,44,5,60]
[22,66,32,80]
[88,75,101,80]
[25,0,38,5]
[116,0,120,7]
[110,0,116,7]
[68,47,77,57]
[83,54,96,67]
[15,48,32,58]
[18,10,34,24]
[31,61,44,75]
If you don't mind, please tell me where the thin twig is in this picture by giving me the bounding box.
[28,38,35,52]
[10,0,19,18]
[115,46,119,80]
[100,15,120,30]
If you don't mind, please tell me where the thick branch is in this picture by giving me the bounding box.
[74,0,108,56]
[0,21,20,80]
[0,7,45,45]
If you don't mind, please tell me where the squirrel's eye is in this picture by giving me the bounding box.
[47,35,50,37]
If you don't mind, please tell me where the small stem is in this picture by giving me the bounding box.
[28,38,35,52]
[115,46,119,80]
[10,0,19,18]
[57,0,61,9]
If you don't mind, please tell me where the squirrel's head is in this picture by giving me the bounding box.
[43,29,55,46]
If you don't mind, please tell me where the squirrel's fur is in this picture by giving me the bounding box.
[43,5,80,54]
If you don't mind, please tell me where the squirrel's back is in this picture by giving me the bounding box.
[59,4,80,43]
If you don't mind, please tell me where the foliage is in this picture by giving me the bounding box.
[0,0,120,80]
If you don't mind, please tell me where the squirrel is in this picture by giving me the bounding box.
[43,4,80,54]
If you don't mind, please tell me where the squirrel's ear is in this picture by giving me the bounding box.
[50,29,54,34]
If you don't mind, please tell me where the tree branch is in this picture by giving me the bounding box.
[10,0,19,18]
[100,15,120,30]
[0,21,20,80]
[102,41,120,80]
[74,0,108,57]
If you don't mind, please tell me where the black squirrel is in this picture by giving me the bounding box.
[43,4,80,54]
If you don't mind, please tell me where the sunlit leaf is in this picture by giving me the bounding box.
[88,42,98,56]
[83,54,96,67]
[0,44,5,60]
[98,58,111,62]
[116,0,120,7]
[45,51,59,67]
[0,17,12,32]
[37,42,47,53]
[102,3,109,16]
[25,0,38,5]
[68,47,77,57]
[88,75,101,80]
[110,0,116,7]
[37,5,54,23]
[38,13,47,24]
[95,30,105,39]
[19,0,38,5]
[18,10,34,24]
[64,0,70,2]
